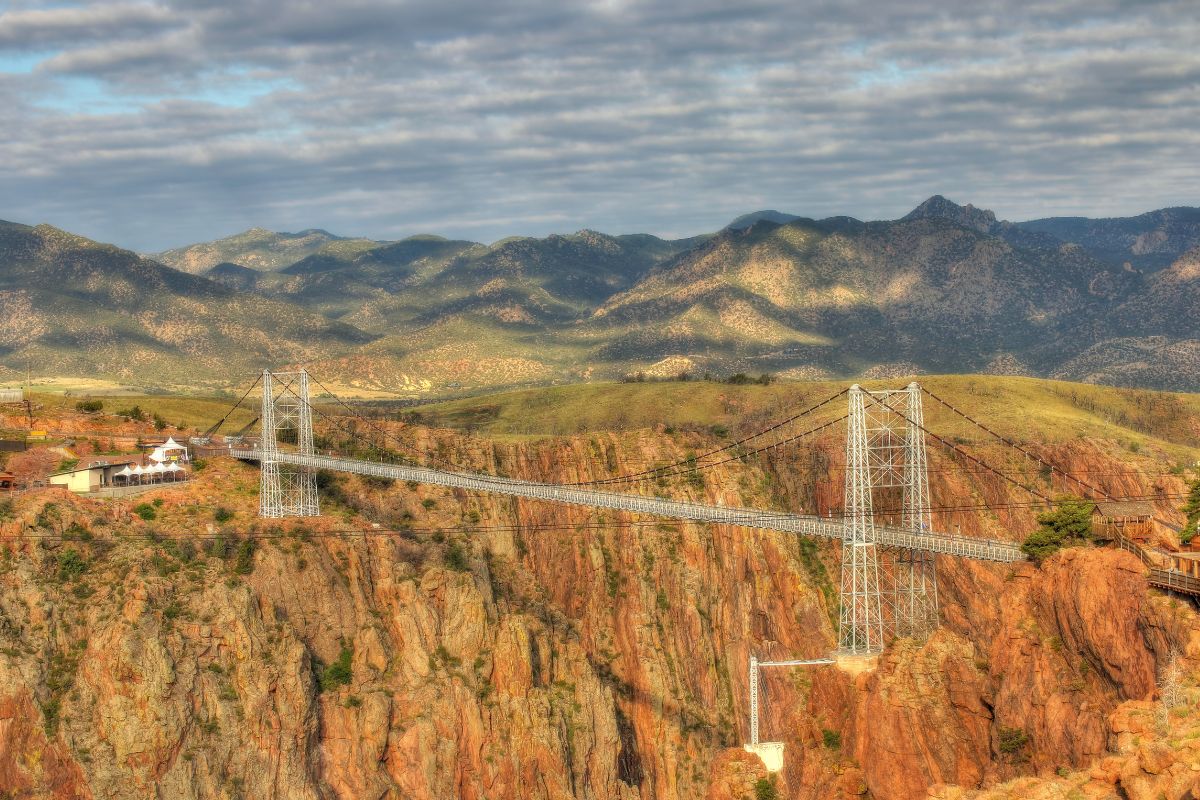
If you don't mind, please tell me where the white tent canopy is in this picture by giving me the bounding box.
[161,437,186,451]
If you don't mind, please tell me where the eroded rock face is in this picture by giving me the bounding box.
[0,431,1194,799]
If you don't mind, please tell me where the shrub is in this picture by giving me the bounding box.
[821,728,842,749]
[444,540,470,572]
[998,726,1029,754]
[75,399,103,413]
[754,777,779,800]
[133,503,156,521]
[153,413,168,431]
[319,647,353,692]
[213,507,234,524]
[1180,477,1200,544]
[56,549,88,582]
[421,498,437,510]
[233,540,256,575]
[207,534,228,559]
[117,406,146,422]
[1021,496,1094,563]
[725,373,752,385]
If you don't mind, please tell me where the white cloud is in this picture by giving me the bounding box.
[0,0,1196,250]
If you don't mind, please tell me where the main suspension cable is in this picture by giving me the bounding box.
[921,387,1115,500]
[573,389,849,486]
[202,373,262,438]
[861,392,1053,505]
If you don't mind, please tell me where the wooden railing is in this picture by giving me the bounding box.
[1115,533,1200,597]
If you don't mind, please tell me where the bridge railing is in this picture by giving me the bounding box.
[230,448,1025,563]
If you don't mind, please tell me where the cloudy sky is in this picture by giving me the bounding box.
[0,0,1197,251]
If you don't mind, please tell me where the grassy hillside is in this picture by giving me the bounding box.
[397,375,1200,462]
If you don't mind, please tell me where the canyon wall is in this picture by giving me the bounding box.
[0,426,1194,799]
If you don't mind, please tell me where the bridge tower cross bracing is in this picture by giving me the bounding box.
[838,383,938,654]
[838,384,885,654]
[896,382,938,638]
[259,369,319,518]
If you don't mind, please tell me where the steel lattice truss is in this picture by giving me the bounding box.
[838,384,938,655]
[259,370,319,518]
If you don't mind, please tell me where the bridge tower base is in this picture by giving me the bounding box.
[259,369,319,518]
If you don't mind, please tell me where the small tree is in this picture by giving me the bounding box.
[75,399,103,413]
[753,777,779,800]
[1021,496,1094,563]
[319,646,353,692]
[997,726,1029,756]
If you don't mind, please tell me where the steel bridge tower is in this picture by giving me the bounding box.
[838,383,937,654]
[259,369,319,518]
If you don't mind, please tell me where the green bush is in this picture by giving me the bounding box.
[1021,496,1094,563]
[821,728,841,749]
[1180,477,1200,544]
[118,406,146,422]
[56,549,88,582]
[444,540,470,572]
[754,777,779,800]
[233,540,256,575]
[998,726,1029,754]
[75,399,103,413]
[319,647,353,692]
[133,503,156,521]
[213,507,234,524]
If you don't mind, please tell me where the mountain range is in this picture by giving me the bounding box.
[2,196,1199,394]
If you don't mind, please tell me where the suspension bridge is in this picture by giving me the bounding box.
[208,369,1196,658]
[199,368,1196,771]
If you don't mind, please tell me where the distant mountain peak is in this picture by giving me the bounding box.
[903,195,997,233]
[725,210,800,230]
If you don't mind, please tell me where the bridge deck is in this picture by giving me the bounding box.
[231,449,1025,563]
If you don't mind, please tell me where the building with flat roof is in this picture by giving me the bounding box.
[48,458,138,494]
